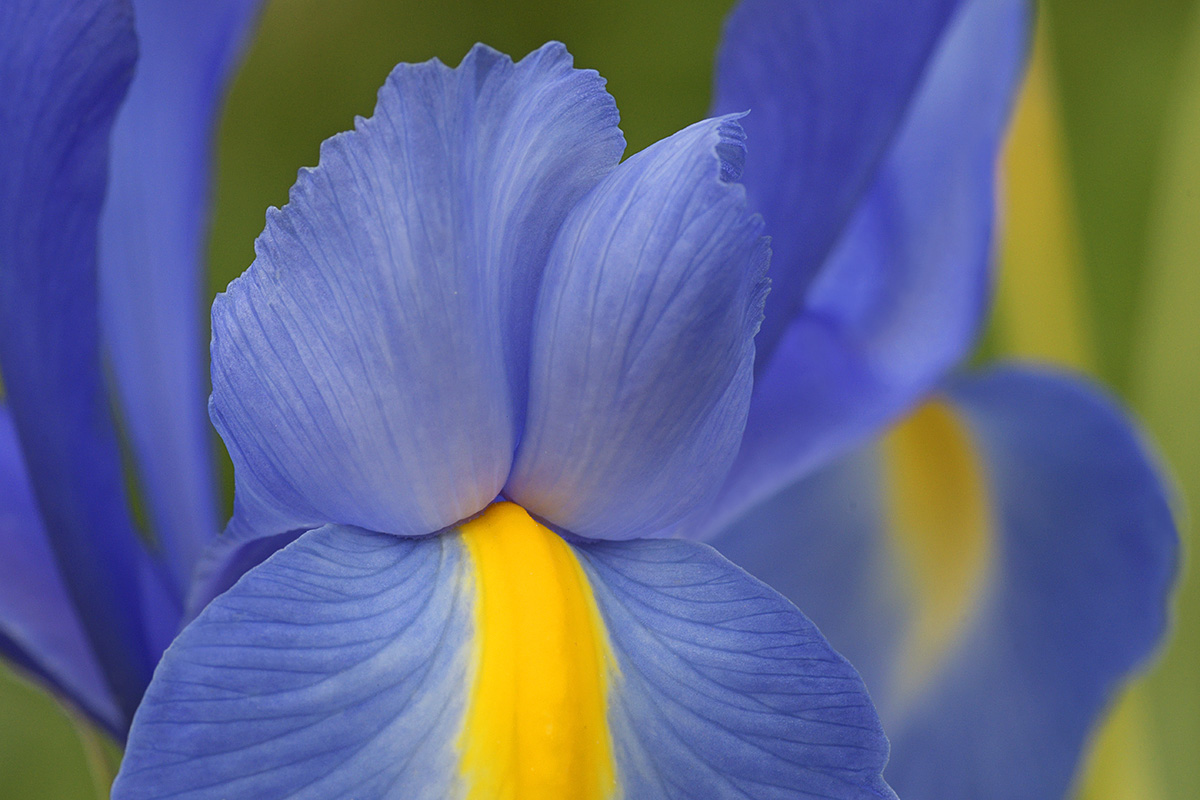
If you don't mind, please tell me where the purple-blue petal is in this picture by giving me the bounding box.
[712,0,961,361]
[710,365,1177,799]
[113,527,473,799]
[116,520,895,799]
[709,0,1029,532]
[0,0,174,721]
[210,43,625,542]
[0,406,123,735]
[507,116,769,540]
[98,0,263,594]
[577,536,897,799]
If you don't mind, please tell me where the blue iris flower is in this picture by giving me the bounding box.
[0,0,1177,799]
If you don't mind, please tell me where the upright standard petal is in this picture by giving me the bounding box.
[508,116,769,540]
[710,366,1178,799]
[0,0,170,720]
[210,43,625,540]
[709,0,1029,532]
[117,503,894,799]
[712,0,961,360]
[0,407,123,735]
[98,0,263,594]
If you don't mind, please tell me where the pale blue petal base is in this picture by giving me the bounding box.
[114,527,473,800]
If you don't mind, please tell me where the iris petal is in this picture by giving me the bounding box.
[114,526,474,799]
[577,536,896,799]
[98,0,263,593]
[711,366,1177,799]
[117,505,894,799]
[0,407,123,735]
[210,43,625,541]
[508,115,769,540]
[712,0,961,361]
[0,0,171,720]
[708,0,1029,532]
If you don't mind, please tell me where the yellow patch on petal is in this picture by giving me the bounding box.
[458,501,617,800]
[880,400,994,701]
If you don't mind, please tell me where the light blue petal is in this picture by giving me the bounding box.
[577,537,895,799]
[113,527,473,799]
[708,0,1029,532]
[98,0,262,594]
[711,366,1178,799]
[118,513,893,799]
[0,406,123,735]
[184,524,304,620]
[713,0,961,361]
[0,0,174,720]
[211,43,624,541]
[508,116,769,540]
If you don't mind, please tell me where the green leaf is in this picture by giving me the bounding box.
[1131,7,1200,796]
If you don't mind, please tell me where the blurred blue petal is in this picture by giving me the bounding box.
[711,365,1177,799]
[98,0,263,594]
[0,407,123,734]
[577,537,896,799]
[0,0,173,720]
[709,0,1029,532]
[713,0,960,360]
[114,527,473,799]
[508,116,768,540]
[210,43,624,542]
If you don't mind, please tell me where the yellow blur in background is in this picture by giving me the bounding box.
[2,0,1198,797]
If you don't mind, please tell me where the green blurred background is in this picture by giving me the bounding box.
[2,0,1198,796]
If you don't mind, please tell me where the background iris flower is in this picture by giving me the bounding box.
[0,0,1180,799]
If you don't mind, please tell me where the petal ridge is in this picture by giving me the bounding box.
[508,115,769,540]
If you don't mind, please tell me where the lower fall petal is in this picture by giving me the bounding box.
[116,503,892,799]
[710,365,1178,799]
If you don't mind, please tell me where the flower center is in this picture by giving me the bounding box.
[457,501,617,799]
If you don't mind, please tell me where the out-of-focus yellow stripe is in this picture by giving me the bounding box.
[995,15,1094,372]
[1000,17,1160,800]
[880,400,993,702]
[458,502,617,800]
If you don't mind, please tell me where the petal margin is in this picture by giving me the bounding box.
[99,0,263,594]
[710,366,1178,799]
[508,116,769,540]
[0,0,169,719]
[708,0,1029,533]
[0,406,123,734]
[211,43,625,540]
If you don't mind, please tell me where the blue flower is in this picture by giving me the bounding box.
[0,0,260,734]
[0,0,1177,799]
